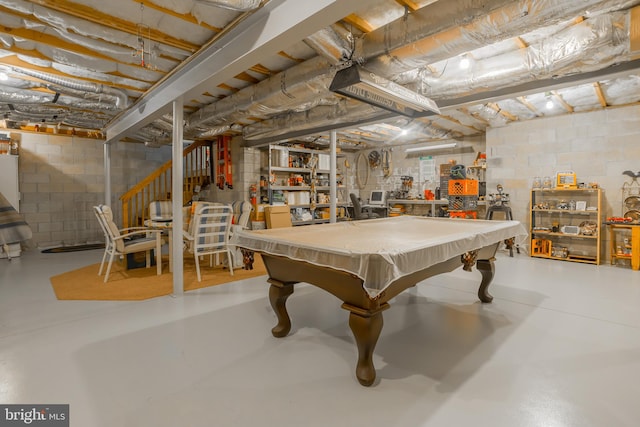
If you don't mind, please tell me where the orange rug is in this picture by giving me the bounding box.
[50,254,266,301]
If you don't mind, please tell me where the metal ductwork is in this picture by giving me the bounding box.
[7,66,129,109]
[303,24,355,65]
[186,56,339,133]
[0,85,120,112]
[417,12,629,98]
[355,0,640,82]
[183,0,640,144]
[194,0,262,12]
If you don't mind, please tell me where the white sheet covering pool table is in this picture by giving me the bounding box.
[232,216,527,298]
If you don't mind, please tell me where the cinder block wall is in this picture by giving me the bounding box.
[356,138,485,206]
[17,132,171,248]
[487,105,640,261]
[197,144,257,204]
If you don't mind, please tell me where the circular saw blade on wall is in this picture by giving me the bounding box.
[356,152,369,189]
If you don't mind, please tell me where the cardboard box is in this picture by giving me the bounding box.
[250,203,268,221]
[265,205,292,228]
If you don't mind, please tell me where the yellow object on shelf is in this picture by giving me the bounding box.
[556,171,577,189]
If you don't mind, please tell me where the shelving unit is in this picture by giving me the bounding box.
[529,187,602,264]
[386,199,448,217]
[261,144,348,225]
[606,223,640,270]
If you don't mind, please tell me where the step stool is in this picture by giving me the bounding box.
[485,205,518,256]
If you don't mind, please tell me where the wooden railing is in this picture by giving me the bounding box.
[120,140,213,228]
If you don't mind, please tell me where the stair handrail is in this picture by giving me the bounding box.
[120,140,212,228]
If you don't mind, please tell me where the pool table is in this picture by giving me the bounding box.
[233,216,527,386]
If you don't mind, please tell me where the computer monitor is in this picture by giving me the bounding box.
[369,190,385,205]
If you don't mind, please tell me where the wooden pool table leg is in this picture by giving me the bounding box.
[268,279,295,337]
[476,258,495,303]
[342,302,390,387]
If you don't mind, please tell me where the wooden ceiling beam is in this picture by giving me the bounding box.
[428,120,464,139]
[459,107,490,126]
[249,64,276,76]
[550,91,574,113]
[429,115,483,134]
[217,83,240,94]
[488,102,518,121]
[342,14,374,33]
[137,0,223,33]
[393,0,420,11]
[233,71,261,84]
[592,82,608,107]
[517,96,541,115]
[514,37,528,49]
[22,0,198,52]
[277,51,306,63]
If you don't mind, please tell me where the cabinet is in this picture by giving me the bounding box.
[261,145,348,225]
[607,223,640,270]
[529,188,602,264]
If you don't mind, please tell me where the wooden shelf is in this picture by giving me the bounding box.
[607,223,640,270]
[530,187,602,265]
[531,253,598,264]
[531,231,598,239]
[531,209,597,215]
[263,144,350,224]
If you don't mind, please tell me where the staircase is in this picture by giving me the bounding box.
[120,140,213,228]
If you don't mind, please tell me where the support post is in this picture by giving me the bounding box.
[172,97,184,296]
[330,131,337,223]
[103,141,111,206]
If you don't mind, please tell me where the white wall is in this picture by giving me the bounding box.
[487,104,640,261]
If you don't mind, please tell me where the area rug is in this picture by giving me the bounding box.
[50,254,266,301]
[42,243,105,253]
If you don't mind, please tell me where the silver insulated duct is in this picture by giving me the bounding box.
[184,0,640,142]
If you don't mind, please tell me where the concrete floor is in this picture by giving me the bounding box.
[1,247,640,427]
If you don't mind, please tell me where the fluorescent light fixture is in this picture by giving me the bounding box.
[330,64,440,118]
[405,142,457,153]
